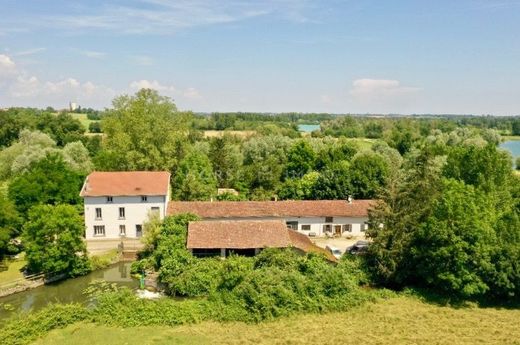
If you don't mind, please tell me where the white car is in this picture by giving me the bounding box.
[325,245,343,260]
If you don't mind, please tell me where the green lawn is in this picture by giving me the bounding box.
[68,113,96,132]
[0,256,26,285]
[31,296,520,345]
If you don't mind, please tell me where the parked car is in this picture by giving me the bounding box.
[346,240,369,255]
[325,245,343,260]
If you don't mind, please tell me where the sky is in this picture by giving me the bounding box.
[0,0,519,115]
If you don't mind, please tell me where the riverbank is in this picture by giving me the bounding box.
[502,135,520,141]
[28,295,520,345]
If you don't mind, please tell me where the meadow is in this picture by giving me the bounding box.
[31,295,520,345]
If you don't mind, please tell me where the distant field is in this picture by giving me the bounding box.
[503,135,520,141]
[31,295,520,345]
[203,130,256,138]
[68,113,96,132]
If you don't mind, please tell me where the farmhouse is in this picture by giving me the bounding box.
[80,171,374,254]
[80,171,170,253]
[187,219,336,261]
[168,199,373,238]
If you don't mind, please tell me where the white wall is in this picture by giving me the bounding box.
[84,195,167,240]
[199,216,369,237]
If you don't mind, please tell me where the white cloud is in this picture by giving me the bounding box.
[129,79,175,93]
[0,54,115,108]
[14,47,46,56]
[0,54,17,76]
[131,55,154,66]
[82,50,106,59]
[350,78,420,100]
[20,0,324,35]
[348,78,421,113]
[320,94,332,104]
[183,87,201,99]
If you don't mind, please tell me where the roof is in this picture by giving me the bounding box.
[169,200,374,219]
[187,219,337,262]
[187,220,290,249]
[80,171,170,197]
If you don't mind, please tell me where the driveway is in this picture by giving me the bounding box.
[311,236,368,253]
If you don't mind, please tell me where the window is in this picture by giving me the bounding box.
[136,224,143,237]
[325,217,333,223]
[106,196,113,203]
[361,222,369,232]
[95,208,102,220]
[323,224,332,233]
[119,225,126,236]
[342,224,352,232]
[151,207,160,214]
[286,221,298,230]
[119,207,125,219]
[301,225,311,231]
[94,225,105,236]
[141,196,148,202]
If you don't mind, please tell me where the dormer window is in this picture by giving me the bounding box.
[106,196,113,203]
[141,196,148,202]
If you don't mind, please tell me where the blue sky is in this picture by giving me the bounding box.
[0,0,519,114]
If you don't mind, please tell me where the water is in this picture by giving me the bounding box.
[298,124,320,132]
[0,262,138,320]
[500,140,520,158]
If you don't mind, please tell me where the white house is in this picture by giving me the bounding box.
[80,171,170,253]
[168,200,374,238]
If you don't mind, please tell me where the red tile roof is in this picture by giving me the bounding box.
[187,219,337,261]
[187,220,290,249]
[80,171,170,197]
[169,200,374,218]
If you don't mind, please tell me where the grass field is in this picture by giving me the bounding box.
[0,256,26,285]
[68,113,96,132]
[31,295,520,345]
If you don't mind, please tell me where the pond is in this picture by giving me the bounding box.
[0,262,138,321]
[500,140,520,158]
[298,124,320,133]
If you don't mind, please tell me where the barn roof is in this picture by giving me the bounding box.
[169,200,374,219]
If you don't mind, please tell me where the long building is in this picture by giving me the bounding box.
[80,171,374,253]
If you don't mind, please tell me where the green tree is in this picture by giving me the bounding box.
[348,152,388,199]
[209,135,243,188]
[311,161,352,200]
[36,112,85,146]
[173,152,217,201]
[0,193,21,260]
[284,140,316,179]
[8,154,84,216]
[23,204,90,276]
[516,157,520,170]
[278,171,319,200]
[101,89,191,171]
[512,119,520,136]
[412,179,495,297]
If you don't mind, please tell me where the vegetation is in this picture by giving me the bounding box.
[22,204,90,276]
[28,295,520,345]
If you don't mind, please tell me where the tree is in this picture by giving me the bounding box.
[36,112,85,146]
[512,119,520,136]
[100,89,190,171]
[516,157,520,171]
[0,129,57,180]
[412,179,496,297]
[284,140,316,179]
[209,135,243,188]
[348,152,388,199]
[278,171,319,200]
[173,152,217,201]
[88,122,102,133]
[0,194,21,261]
[311,161,352,200]
[22,204,90,276]
[8,154,84,216]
